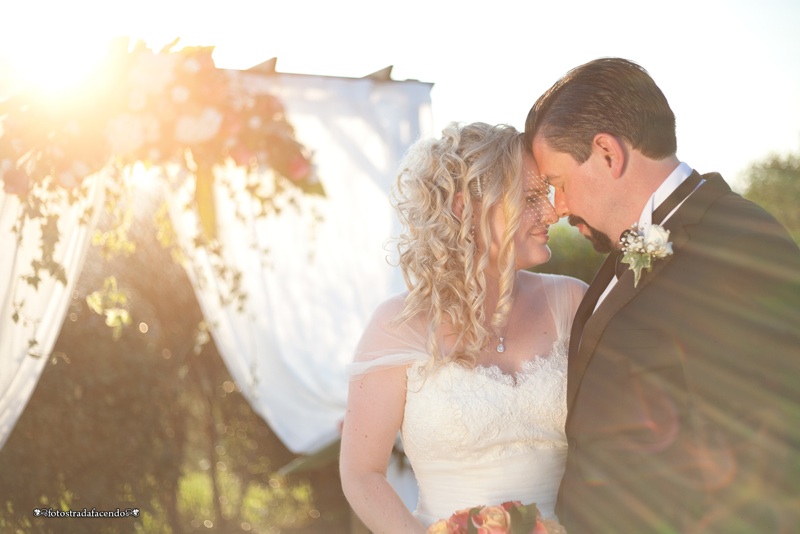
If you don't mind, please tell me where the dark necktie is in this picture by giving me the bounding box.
[615,171,703,279]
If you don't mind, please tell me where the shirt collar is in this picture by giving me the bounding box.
[638,161,694,227]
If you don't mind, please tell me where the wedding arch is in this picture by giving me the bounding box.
[0,34,433,498]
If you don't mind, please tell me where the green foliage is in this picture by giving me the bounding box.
[85,276,132,340]
[91,210,137,259]
[743,150,800,243]
[531,221,606,283]
[175,470,314,532]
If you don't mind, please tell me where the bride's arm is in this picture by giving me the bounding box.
[340,363,424,534]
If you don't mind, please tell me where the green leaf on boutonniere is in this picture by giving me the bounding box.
[621,250,652,287]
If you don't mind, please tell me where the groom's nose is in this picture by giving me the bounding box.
[553,189,570,218]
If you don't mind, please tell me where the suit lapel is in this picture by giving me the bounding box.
[566,173,731,412]
[568,254,616,360]
[566,253,615,408]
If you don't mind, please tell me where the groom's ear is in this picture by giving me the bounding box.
[592,133,626,178]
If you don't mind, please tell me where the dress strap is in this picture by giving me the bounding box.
[539,273,581,340]
[347,351,428,378]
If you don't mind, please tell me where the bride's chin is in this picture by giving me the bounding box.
[519,249,551,271]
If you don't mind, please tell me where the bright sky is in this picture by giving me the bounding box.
[2,0,799,190]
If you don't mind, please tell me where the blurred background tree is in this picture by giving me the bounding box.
[532,221,605,283]
[742,149,800,244]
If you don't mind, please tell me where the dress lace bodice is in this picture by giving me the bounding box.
[403,338,569,525]
[403,338,568,461]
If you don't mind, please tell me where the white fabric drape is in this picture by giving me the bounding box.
[0,174,104,450]
[168,71,434,455]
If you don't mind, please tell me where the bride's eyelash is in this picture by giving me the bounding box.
[524,171,552,207]
[525,194,548,206]
[525,185,550,199]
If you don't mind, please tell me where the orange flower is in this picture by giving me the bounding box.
[448,507,472,531]
[426,519,450,534]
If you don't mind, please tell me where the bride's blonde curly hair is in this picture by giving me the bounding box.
[392,122,525,366]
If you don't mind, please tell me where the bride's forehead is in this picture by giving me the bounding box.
[520,154,545,185]
[522,151,539,173]
[523,169,549,194]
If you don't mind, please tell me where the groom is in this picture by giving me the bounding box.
[524,58,800,533]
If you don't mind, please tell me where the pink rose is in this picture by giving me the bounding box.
[2,165,30,197]
[287,154,311,181]
[472,505,512,534]
[228,145,254,167]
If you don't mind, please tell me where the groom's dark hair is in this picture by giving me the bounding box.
[524,58,677,163]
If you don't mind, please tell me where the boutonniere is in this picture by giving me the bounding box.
[619,223,673,287]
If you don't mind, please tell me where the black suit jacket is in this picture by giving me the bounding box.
[557,173,800,533]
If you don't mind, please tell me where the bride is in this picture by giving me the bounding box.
[340,122,587,532]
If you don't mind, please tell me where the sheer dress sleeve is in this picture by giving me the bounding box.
[539,273,588,340]
[346,293,431,379]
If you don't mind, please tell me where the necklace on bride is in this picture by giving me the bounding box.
[495,294,517,353]
[488,273,521,354]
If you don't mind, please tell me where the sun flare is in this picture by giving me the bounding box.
[1,2,134,97]
[3,39,111,96]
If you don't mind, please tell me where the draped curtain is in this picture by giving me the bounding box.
[168,71,433,454]
[0,173,105,450]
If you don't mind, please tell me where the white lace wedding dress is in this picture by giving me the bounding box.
[348,273,584,528]
[405,336,569,526]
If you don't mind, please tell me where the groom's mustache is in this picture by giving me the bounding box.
[568,215,586,228]
[568,215,615,254]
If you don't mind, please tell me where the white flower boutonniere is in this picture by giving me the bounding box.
[619,223,673,287]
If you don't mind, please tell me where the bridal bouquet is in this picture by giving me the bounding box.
[426,501,566,534]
